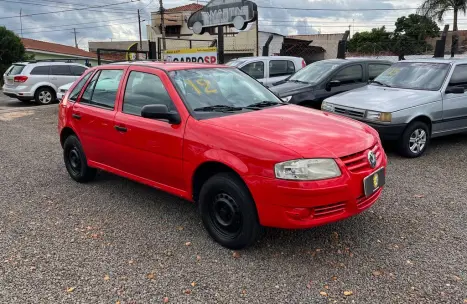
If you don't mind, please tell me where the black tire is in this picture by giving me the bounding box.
[199,173,262,249]
[398,121,430,158]
[63,135,97,183]
[34,87,55,105]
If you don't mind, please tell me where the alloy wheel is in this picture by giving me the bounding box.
[409,128,427,154]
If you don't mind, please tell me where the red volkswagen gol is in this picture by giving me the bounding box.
[58,62,387,249]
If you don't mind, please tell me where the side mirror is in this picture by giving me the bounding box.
[141,104,181,124]
[326,80,341,91]
[446,85,465,94]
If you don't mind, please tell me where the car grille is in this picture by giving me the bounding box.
[333,106,365,118]
[340,144,382,173]
[313,202,346,218]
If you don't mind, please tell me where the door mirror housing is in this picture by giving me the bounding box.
[326,80,341,91]
[141,104,181,124]
[446,85,465,94]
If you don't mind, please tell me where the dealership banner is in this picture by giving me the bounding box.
[163,47,218,64]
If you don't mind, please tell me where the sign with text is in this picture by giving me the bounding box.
[188,0,257,35]
[164,47,218,64]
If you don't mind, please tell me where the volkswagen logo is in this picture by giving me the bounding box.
[368,151,377,168]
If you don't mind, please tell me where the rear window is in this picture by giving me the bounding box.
[71,65,87,76]
[7,65,26,75]
[50,65,72,76]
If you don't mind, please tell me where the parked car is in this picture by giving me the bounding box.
[2,61,88,105]
[58,62,387,249]
[226,56,306,87]
[57,82,74,101]
[321,59,467,158]
[270,58,392,108]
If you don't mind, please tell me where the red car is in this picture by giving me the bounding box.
[58,62,387,249]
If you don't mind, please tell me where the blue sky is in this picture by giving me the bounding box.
[0,0,461,49]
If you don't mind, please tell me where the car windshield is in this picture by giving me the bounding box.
[169,68,283,113]
[7,64,26,75]
[289,61,342,84]
[373,62,451,91]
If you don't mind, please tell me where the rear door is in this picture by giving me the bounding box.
[441,64,467,131]
[50,65,76,88]
[3,64,27,87]
[267,59,296,86]
[71,67,125,168]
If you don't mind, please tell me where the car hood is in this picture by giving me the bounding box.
[269,81,313,97]
[325,85,440,112]
[59,82,74,90]
[203,105,376,158]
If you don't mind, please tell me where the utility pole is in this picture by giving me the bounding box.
[72,28,79,48]
[20,9,23,37]
[159,0,166,51]
[138,9,143,51]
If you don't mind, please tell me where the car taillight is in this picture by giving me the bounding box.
[14,76,28,83]
[302,60,306,68]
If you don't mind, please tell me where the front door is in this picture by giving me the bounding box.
[441,64,467,131]
[315,64,366,101]
[49,65,79,90]
[71,68,125,168]
[113,67,185,190]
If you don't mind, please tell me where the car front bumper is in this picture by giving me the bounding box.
[244,146,388,229]
[364,122,407,141]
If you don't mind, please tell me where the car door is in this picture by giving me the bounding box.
[239,61,266,85]
[313,64,365,102]
[70,67,125,169]
[441,64,467,131]
[267,60,296,87]
[50,65,76,89]
[113,66,185,190]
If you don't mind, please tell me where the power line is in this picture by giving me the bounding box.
[18,20,138,34]
[31,0,139,12]
[0,0,139,14]
[258,5,419,11]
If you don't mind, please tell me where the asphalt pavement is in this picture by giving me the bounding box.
[0,95,466,303]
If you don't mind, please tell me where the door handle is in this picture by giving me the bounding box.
[72,113,81,120]
[114,125,127,132]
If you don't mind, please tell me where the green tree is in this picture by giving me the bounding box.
[347,26,392,54]
[392,14,440,55]
[418,0,467,55]
[0,27,32,84]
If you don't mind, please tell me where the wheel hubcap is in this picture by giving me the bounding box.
[39,91,52,103]
[209,193,242,239]
[409,128,427,154]
[68,148,81,173]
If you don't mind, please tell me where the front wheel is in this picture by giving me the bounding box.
[398,121,430,158]
[199,173,262,249]
[63,135,97,183]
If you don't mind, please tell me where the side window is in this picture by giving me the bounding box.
[449,65,467,88]
[369,64,391,80]
[241,61,264,79]
[30,66,50,75]
[123,71,174,116]
[81,69,123,109]
[50,65,72,76]
[269,60,295,77]
[71,65,87,76]
[333,65,363,84]
[68,71,93,102]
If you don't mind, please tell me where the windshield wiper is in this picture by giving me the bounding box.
[289,79,309,84]
[193,105,244,112]
[370,80,392,87]
[246,101,284,109]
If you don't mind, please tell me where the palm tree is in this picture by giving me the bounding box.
[418,0,467,56]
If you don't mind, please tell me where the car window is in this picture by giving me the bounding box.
[290,61,341,84]
[71,65,87,76]
[123,71,174,116]
[269,60,295,77]
[240,61,264,79]
[7,64,26,75]
[332,65,363,84]
[369,64,391,80]
[30,66,50,75]
[448,65,467,88]
[69,71,93,102]
[81,69,123,110]
[50,65,72,76]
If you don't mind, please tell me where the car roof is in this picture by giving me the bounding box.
[13,61,86,66]
[229,56,303,61]
[109,61,231,71]
[395,58,467,64]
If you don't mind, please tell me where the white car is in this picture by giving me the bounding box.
[57,82,74,100]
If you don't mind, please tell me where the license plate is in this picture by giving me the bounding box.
[363,167,385,197]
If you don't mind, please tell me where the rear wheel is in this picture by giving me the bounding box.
[199,173,262,249]
[35,87,55,105]
[63,135,97,183]
[398,121,430,158]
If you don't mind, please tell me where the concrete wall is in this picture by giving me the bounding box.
[288,33,343,59]
[258,32,284,56]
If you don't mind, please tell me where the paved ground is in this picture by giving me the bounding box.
[0,96,466,303]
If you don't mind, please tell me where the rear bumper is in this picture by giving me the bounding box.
[365,122,406,141]
[2,85,34,98]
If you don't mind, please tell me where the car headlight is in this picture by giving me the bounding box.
[282,96,293,103]
[321,101,334,112]
[275,159,341,181]
[366,111,392,122]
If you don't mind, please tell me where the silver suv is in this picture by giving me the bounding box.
[321,59,467,158]
[2,61,88,105]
